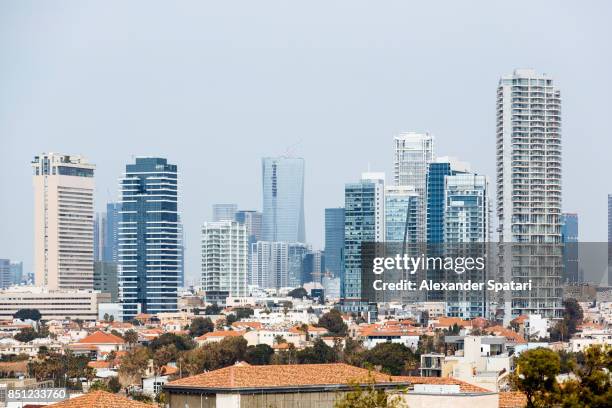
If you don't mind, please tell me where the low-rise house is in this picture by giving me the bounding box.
[70,331,126,357]
[195,330,244,346]
[163,363,499,408]
[569,326,612,352]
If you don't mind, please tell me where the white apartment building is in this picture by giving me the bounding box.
[251,241,289,289]
[32,153,95,290]
[361,172,386,242]
[201,221,248,304]
[393,132,435,242]
[496,69,563,319]
[0,286,110,321]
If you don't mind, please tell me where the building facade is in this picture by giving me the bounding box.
[32,153,95,290]
[561,212,580,283]
[384,185,419,242]
[94,261,119,302]
[393,132,435,242]
[0,260,11,289]
[201,220,248,304]
[212,204,238,222]
[251,241,288,289]
[496,69,563,319]
[103,202,121,263]
[324,208,345,279]
[261,157,305,243]
[118,157,180,320]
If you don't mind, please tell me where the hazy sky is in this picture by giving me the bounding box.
[1,1,611,285]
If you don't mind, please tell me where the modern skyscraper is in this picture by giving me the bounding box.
[212,204,238,222]
[93,212,106,262]
[303,250,325,283]
[201,220,248,304]
[497,69,563,318]
[118,157,180,320]
[0,260,11,289]
[103,203,121,263]
[94,261,119,302]
[561,212,579,283]
[235,210,263,243]
[10,262,23,285]
[324,208,345,279]
[287,242,309,287]
[32,153,95,290]
[261,157,305,243]
[251,241,288,289]
[393,132,435,242]
[427,157,471,243]
[342,173,385,304]
[384,185,419,242]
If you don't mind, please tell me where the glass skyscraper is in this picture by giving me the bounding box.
[384,185,419,242]
[104,202,121,263]
[324,208,345,278]
[561,212,579,283]
[261,157,305,243]
[118,157,180,320]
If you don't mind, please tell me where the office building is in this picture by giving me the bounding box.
[118,157,180,320]
[0,286,109,321]
[303,250,325,284]
[10,261,23,286]
[384,185,419,242]
[251,241,288,289]
[93,261,119,302]
[496,69,563,318]
[343,174,384,304]
[32,153,95,290]
[324,208,345,278]
[427,157,471,243]
[287,243,309,287]
[561,212,580,283]
[93,212,106,262]
[235,210,263,243]
[261,157,305,243]
[201,220,248,304]
[0,260,11,289]
[393,132,435,242]
[103,202,121,263]
[212,204,238,222]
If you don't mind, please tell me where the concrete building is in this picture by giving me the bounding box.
[201,220,248,304]
[32,153,95,290]
[393,132,435,242]
[261,156,306,243]
[0,286,109,321]
[118,157,180,320]
[496,69,563,319]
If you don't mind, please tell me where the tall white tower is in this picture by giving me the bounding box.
[32,153,95,290]
[496,69,563,318]
[393,132,434,242]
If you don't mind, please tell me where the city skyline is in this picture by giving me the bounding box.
[2,2,612,285]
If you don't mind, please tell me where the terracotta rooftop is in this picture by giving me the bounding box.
[196,330,244,340]
[47,391,152,408]
[87,361,112,369]
[77,331,125,345]
[485,326,527,344]
[166,363,399,389]
[499,391,527,407]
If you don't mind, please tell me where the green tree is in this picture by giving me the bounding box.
[511,347,560,408]
[88,380,110,392]
[234,307,254,319]
[297,338,337,364]
[118,347,151,384]
[550,299,583,341]
[334,373,407,408]
[360,343,416,376]
[287,287,308,298]
[149,333,196,352]
[123,329,139,347]
[13,309,42,321]
[559,345,612,408]
[14,327,38,342]
[108,376,122,393]
[245,344,274,365]
[204,304,222,315]
[188,317,214,337]
[317,309,348,336]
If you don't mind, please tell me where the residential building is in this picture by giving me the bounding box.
[234,210,263,243]
[393,132,435,242]
[118,157,180,320]
[32,153,95,290]
[251,241,288,289]
[10,261,23,285]
[496,69,563,319]
[324,207,345,278]
[93,261,119,302]
[261,156,305,243]
[0,286,109,321]
[384,185,419,242]
[561,212,580,283]
[201,220,248,304]
[212,203,237,222]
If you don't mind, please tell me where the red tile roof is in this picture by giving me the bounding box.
[196,330,243,341]
[499,391,527,407]
[46,391,152,408]
[77,331,125,345]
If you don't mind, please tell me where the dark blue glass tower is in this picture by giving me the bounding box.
[118,158,180,320]
[324,208,345,279]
